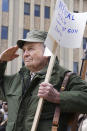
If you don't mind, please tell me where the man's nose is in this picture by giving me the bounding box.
[24,50,30,56]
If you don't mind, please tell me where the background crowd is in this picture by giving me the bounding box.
[0,100,8,131]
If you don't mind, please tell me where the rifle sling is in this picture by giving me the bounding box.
[52,72,73,131]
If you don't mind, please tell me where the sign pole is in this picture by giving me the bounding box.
[31,40,58,131]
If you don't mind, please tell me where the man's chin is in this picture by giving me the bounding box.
[25,64,32,68]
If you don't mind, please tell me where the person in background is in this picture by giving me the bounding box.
[0,111,7,131]
[1,102,8,121]
[0,101,2,110]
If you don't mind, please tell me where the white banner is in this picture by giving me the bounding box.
[44,0,87,54]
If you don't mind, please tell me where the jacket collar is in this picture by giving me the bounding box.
[35,59,59,78]
[19,58,59,79]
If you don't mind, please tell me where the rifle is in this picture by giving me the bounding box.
[67,49,87,131]
[77,49,87,130]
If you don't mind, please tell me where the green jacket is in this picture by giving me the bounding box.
[0,61,87,131]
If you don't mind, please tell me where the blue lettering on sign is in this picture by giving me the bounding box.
[57,13,66,25]
[65,13,71,19]
[65,13,75,20]
[56,18,66,32]
[68,29,78,33]
[62,27,66,31]
[55,25,62,36]
[56,18,61,26]
[72,15,75,20]
[64,10,69,18]
[58,1,75,21]
[58,1,66,14]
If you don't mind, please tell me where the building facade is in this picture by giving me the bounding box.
[0,0,87,74]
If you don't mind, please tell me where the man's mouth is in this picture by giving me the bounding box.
[25,59,32,62]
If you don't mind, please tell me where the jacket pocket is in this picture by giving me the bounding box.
[6,93,21,123]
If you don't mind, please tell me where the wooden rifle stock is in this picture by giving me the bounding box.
[80,50,87,80]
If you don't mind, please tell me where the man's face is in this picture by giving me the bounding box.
[23,42,48,72]
[2,102,8,111]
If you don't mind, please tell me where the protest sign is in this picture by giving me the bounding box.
[44,0,87,54]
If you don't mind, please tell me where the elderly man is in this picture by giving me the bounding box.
[0,30,87,131]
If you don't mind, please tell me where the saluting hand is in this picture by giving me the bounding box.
[38,82,60,104]
[0,45,19,62]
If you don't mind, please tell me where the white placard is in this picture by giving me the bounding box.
[44,0,87,52]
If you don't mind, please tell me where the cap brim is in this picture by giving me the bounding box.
[17,38,44,49]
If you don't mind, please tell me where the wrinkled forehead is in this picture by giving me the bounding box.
[22,42,45,49]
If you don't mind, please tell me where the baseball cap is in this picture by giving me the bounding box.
[17,30,47,49]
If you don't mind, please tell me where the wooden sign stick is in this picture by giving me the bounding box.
[31,39,58,131]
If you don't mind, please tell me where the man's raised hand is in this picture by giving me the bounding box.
[0,46,19,62]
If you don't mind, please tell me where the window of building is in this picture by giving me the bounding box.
[1,26,8,39]
[24,3,30,15]
[34,4,40,17]
[73,62,78,73]
[83,37,87,50]
[2,0,9,12]
[23,29,29,39]
[44,6,50,19]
